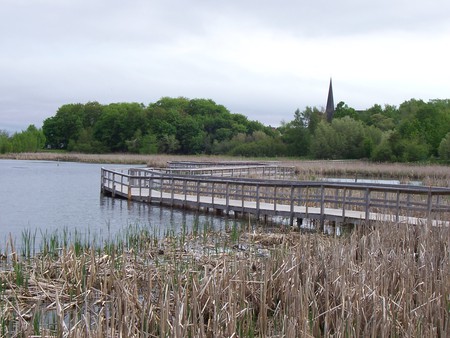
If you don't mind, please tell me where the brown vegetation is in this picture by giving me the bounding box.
[1,152,449,186]
[1,154,448,336]
[1,222,448,337]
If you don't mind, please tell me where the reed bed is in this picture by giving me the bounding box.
[3,153,449,186]
[0,152,234,167]
[285,160,450,187]
[0,221,448,337]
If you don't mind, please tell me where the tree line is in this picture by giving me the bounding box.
[1,97,450,163]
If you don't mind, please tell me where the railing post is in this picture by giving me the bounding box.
[212,181,215,208]
[241,184,245,213]
[396,190,400,223]
[138,176,142,198]
[171,177,175,206]
[148,174,153,204]
[305,187,309,218]
[196,180,200,210]
[100,168,104,194]
[160,176,163,202]
[273,186,277,213]
[289,185,295,227]
[183,179,187,208]
[365,188,370,223]
[320,185,325,229]
[342,187,347,220]
[226,182,230,214]
[256,184,260,219]
[112,173,116,197]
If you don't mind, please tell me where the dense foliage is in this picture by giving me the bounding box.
[0,125,45,153]
[2,97,450,163]
[38,98,276,156]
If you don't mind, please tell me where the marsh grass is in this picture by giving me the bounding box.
[0,221,448,337]
[3,153,449,186]
[1,154,449,336]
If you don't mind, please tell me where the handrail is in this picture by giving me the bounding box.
[101,167,450,195]
[101,167,450,227]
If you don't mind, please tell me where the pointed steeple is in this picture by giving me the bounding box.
[325,78,335,122]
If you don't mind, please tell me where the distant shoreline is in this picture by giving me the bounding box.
[1,152,449,186]
[0,152,228,166]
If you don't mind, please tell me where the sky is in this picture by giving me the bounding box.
[1,0,450,132]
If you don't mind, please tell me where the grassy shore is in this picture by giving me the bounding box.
[0,222,448,337]
[1,152,449,186]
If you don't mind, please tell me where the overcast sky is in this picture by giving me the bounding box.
[1,0,450,132]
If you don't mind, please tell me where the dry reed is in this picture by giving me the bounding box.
[0,222,448,337]
[2,153,448,186]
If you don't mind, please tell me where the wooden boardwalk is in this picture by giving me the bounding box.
[100,165,450,228]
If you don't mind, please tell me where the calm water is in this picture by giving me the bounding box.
[0,159,238,251]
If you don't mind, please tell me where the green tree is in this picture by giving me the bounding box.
[309,121,339,159]
[10,125,46,152]
[158,134,180,154]
[334,101,359,120]
[43,104,84,149]
[331,117,367,158]
[371,135,395,162]
[438,132,450,163]
[280,107,323,157]
[139,133,158,154]
[0,130,12,153]
[93,103,145,152]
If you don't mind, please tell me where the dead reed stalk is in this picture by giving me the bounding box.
[0,222,448,337]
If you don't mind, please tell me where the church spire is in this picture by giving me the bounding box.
[325,78,335,122]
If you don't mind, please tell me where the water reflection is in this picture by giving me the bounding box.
[0,159,245,253]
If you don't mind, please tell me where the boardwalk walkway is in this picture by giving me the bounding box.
[100,164,450,228]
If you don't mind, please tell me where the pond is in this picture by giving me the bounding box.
[0,159,241,253]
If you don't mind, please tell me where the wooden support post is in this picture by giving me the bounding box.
[100,169,104,194]
[226,182,230,215]
[342,187,347,220]
[241,184,245,214]
[320,185,325,229]
[305,188,309,219]
[196,180,200,211]
[427,188,432,224]
[365,188,370,223]
[183,179,187,209]
[396,190,400,223]
[148,175,153,204]
[212,182,215,208]
[273,186,277,214]
[256,184,260,219]
[335,188,339,209]
[159,177,163,204]
[138,177,142,198]
[112,173,116,197]
[290,185,295,227]
[171,178,175,206]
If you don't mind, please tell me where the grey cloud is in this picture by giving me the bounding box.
[1,0,449,132]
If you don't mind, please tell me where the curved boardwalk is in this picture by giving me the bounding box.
[101,164,450,228]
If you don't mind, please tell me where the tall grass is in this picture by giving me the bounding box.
[0,221,448,336]
[3,153,449,185]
